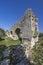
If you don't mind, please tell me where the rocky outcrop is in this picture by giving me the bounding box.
[0,45,34,65]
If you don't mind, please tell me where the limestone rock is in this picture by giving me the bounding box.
[0,45,34,65]
[0,59,10,65]
[3,47,10,58]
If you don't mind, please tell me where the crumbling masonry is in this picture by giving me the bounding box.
[6,9,38,48]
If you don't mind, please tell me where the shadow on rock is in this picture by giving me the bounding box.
[0,45,34,65]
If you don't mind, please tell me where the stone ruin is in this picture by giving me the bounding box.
[6,9,39,48]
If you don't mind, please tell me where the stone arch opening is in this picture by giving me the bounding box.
[10,31,13,35]
[15,28,20,35]
[15,28,22,42]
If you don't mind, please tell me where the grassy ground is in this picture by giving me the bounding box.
[0,36,21,46]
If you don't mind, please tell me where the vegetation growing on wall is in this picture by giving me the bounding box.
[32,33,43,65]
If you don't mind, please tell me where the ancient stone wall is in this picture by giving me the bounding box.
[7,9,38,48]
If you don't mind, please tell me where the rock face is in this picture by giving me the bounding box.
[0,45,34,65]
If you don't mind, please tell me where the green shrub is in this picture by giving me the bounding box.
[0,28,5,40]
[32,43,43,65]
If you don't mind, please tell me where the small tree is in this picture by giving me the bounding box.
[39,33,43,37]
[0,28,5,40]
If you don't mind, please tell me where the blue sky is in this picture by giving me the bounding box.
[0,0,43,32]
